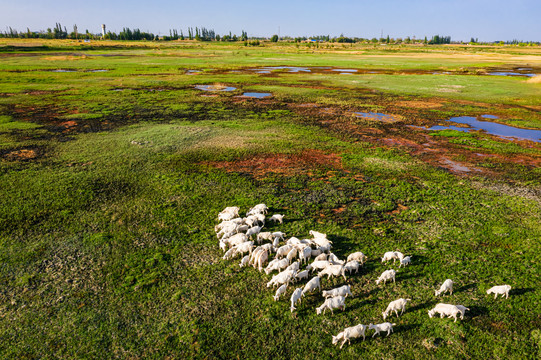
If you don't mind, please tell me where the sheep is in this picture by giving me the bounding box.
[318,264,347,281]
[275,244,294,258]
[368,322,395,337]
[246,226,263,239]
[328,253,345,265]
[256,231,274,244]
[298,246,312,264]
[295,270,310,282]
[273,284,287,301]
[455,305,470,319]
[435,279,454,296]
[219,240,228,253]
[272,231,286,241]
[269,214,284,224]
[286,248,298,263]
[382,298,411,320]
[246,203,268,216]
[309,230,327,239]
[486,285,511,299]
[302,276,321,296]
[264,258,289,275]
[347,252,367,265]
[332,324,367,349]
[287,261,300,273]
[239,255,250,268]
[218,210,238,222]
[306,260,330,273]
[315,295,346,315]
[314,253,327,262]
[381,251,401,263]
[311,248,323,257]
[344,260,360,274]
[256,250,269,271]
[322,285,352,298]
[267,269,296,288]
[273,237,280,248]
[375,269,396,285]
[219,206,240,218]
[222,247,238,260]
[290,288,303,312]
[223,233,248,248]
[428,303,462,322]
[399,255,411,268]
[235,241,254,257]
[216,223,238,238]
[286,237,302,246]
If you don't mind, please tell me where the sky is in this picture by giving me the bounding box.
[1,0,540,42]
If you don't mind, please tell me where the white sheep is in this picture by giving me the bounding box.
[246,203,268,216]
[306,260,330,273]
[382,298,411,320]
[275,244,294,258]
[246,226,263,239]
[302,276,321,296]
[287,261,300,273]
[290,288,303,312]
[313,253,327,262]
[428,303,462,322]
[344,260,360,274]
[298,246,312,264]
[235,241,254,257]
[272,231,286,241]
[309,230,327,239]
[286,237,302,246]
[435,279,454,296]
[264,258,289,275]
[223,233,248,248]
[256,250,269,271]
[322,285,352,298]
[295,270,310,282]
[318,264,347,281]
[269,214,284,224]
[328,253,345,265]
[332,324,367,349]
[347,252,367,265]
[286,248,298,263]
[239,255,250,268]
[454,305,470,319]
[399,255,411,268]
[273,284,287,301]
[381,251,401,263]
[272,237,280,248]
[375,269,396,285]
[316,295,346,315]
[257,231,274,244]
[266,269,296,288]
[486,285,511,299]
[368,322,395,337]
[222,247,238,260]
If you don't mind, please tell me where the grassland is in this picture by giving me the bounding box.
[0,39,540,359]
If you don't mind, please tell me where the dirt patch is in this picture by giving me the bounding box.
[396,100,443,109]
[2,148,40,161]
[203,149,343,178]
[526,75,541,84]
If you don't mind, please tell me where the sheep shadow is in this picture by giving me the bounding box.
[511,287,534,296]
[406,254,430,265]
[392,323,420,335]
[409,301,436,313]
[456,283,477,294]
[467,305,488,318]
[398,273,422,282]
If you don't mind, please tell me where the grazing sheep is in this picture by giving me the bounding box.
[264,258,289,275]
[322,285,352,298]
[311,248,323,257]
[290,288,303,312]
[306,260,330,273]
[272,231,286,241]
[347,252,367,265]
[224,233,248,248]
[219,240,228,253]
[295,270,310,282]
[382,298,411,320]
[286,248,298,263]
[272,237,280,248]
[302,276,321,296]
[428,303,462,322]
[257,232,274,244]
[454,305,470,319]
[222,247,238,260]
[382,251,401,263]
[332,324,367,349]
[318,264,347,281]
[246,203,268,216]
[399,256,411,268]
[375,269,396,285]
[287,261,300,273]
[276,245,294,259]
[344,260,360,274]
[267,269,296,288]
[316,296,346,315]
[269,214,284,224]
[286,237,302,246]
[314,253,327,262]
[256,250,269,271]
[239,255,250,268]
[487,285,512,299]
[246,226,263,239]
[328,253,345,265]
[435,279,454,296]
[273,284,287,301]
[309,230,327,239]
[235,241,254,257]
[369,322,395,337]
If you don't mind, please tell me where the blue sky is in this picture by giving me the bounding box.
[1,0,540,41]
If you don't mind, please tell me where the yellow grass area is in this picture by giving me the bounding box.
[527,75,541,83]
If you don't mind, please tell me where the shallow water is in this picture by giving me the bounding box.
[354,112,398,122]
[488,71,536,77]
[241,92,272,98]
[195,85,237,92]
[427,116,541,142]
[50,69,77,72]
[87,69,109,73]
[261,66,311,73]
[331,69,357,72]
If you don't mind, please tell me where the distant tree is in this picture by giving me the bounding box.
[270,34,279,42]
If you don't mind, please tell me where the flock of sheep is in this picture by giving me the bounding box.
[215,204,512,349]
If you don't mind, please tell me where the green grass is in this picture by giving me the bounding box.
[0,40,540,359]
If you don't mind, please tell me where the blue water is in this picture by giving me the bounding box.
[332,69,357,72]
[488,72,536,77]
[242,92,272,98]
[261,66,311,73]
[195,85,237,92]
[427,116,541,142]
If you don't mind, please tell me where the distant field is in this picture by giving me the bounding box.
[0,39,539,359]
